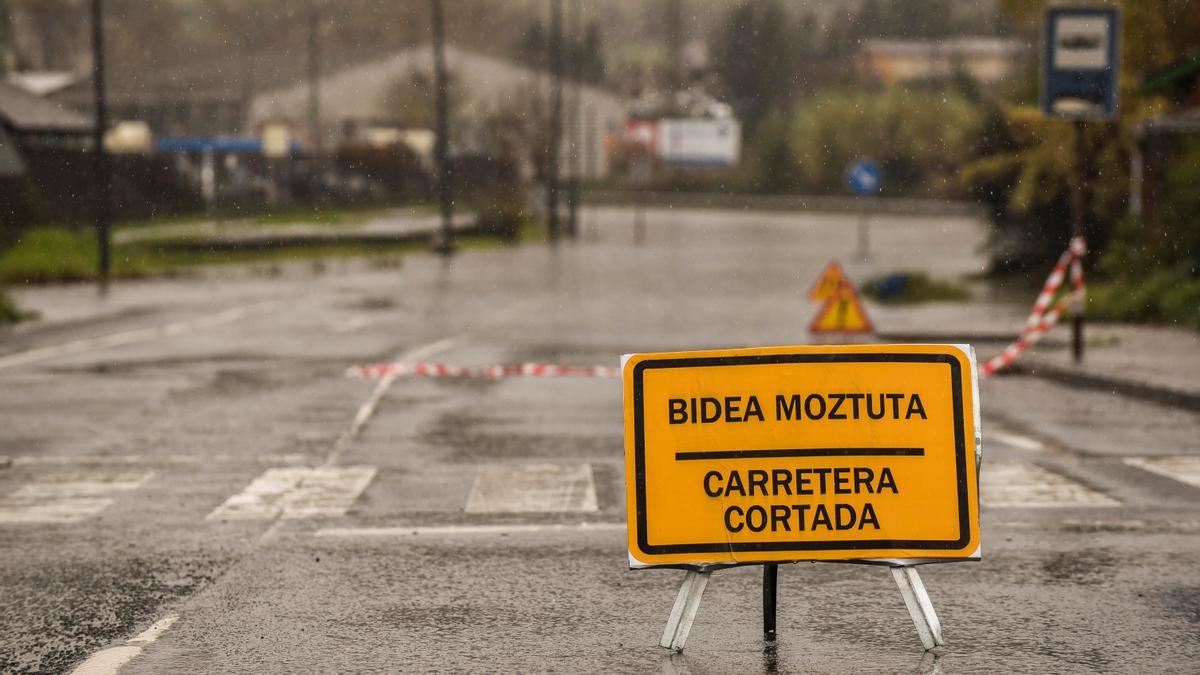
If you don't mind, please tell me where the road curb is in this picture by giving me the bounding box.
[583,190,982,217]
[126,224,484,253]
[1010,358,1200,412]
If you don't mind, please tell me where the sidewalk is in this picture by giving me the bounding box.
[1019,324,1200,411]
[872,298,1200,410]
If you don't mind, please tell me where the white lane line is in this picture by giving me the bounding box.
[1124,456,1200,490]
[0,301,274,371]
[990,430,1046,452]
[70,614,178,675]
[322,335,461,468]
[209,334,463,529]
[982,460,1118,508]
[326,315,375,333]
[0,471,154,524]
[281,466,378,520]
[465,463,599,514]
[206,466,377,521]
[1000,518,1200,532]
[316,522,625,538]
[9,453,309,466]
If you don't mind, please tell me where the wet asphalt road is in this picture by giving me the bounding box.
[1,207,1198,673]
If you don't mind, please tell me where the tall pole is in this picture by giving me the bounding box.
[90,0,110,295]
[545,0,563,241]
[566,0,581,239]
[307,0,321,156]
[1070,120,1087,363]
[430,0,454,255]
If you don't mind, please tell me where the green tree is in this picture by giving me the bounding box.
[790,88,985,198]
[709,0,794,132]
[964,0,1200,273]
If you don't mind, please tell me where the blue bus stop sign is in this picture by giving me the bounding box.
[847,160,881,196]
[1043,7,1119,119]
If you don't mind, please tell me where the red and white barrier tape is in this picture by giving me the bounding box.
[979,237,1086,377]
[347,362,620,380]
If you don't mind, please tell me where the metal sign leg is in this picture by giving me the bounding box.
[763,563,778,642]
[891,566,945,651]
[660,570,711,651]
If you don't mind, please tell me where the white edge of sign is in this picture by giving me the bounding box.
[622,345,983,569]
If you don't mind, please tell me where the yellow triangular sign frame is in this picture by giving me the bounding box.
[807,261,849,302]
[809,279,873,334]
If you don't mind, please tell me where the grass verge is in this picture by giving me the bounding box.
[0,287,35,324]
[0,218,547,286]
[1086,269,1200,330]
[862,271,970,304]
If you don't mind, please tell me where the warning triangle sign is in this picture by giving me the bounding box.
[807,261,850,302]
[809,280,873,334]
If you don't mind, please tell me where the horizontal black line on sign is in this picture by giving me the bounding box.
[674,448,925,461]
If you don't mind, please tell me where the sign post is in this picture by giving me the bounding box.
[846,160,881,261]
[1043,7,1119,363]
[623,344,981,651]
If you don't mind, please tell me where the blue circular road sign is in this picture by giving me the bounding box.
[847,160,882,196]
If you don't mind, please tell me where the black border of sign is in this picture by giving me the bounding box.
[632,353,971,555]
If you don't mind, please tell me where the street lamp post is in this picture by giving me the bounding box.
[566,0,581,240]
[90,0,110,295]
[430,0,454,255]
[307,0,321,157]
[546,0,563,242]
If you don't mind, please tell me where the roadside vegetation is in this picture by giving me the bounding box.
[862,272,971,305]
[702,0,1198,330]
[0,214,544,287]
[0,287,32,324]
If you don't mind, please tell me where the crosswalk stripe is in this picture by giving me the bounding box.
[206,466,377,521]
[982,460,1117,507]
[1124,456,1200,490]
[465,463,599,514]
[0,471,154,524]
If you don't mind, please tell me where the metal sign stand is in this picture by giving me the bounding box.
[660,570,711,651]
[891,565,945,650]
[659,564,944,652]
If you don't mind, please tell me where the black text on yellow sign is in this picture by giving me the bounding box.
[622,344,980,567]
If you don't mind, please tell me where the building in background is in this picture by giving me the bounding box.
[0,79,90,154]
[247,44,629,180]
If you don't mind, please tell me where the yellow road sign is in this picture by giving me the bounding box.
[809,281,873,334]
[807,262,849,302]
[622,344,980,567]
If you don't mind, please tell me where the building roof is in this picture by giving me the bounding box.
[0,80,92,133]
[247,44,629,136]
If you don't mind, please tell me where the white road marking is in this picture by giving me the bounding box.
[1124,456,1200,490]
[0,471,154,524]
[315,522,625,538]
[9,453,310,466]
[465,463,599,513]
[990,430,1046,452]
[206,466,377,521]
[326,315,375,333]
[322,335,461,467]
[0,301,274,371]
[982,460,1118,507]
[70,614,178,675]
